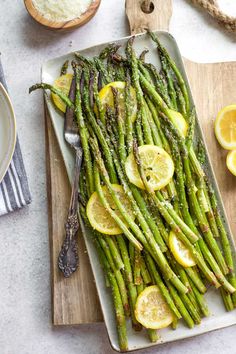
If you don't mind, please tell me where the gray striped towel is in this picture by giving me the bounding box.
[0,57,31,215]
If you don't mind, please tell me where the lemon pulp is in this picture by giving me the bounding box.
[135,285,174,329]
[125,145,174,191]
[86,184,134,235]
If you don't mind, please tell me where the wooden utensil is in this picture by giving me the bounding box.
[45,0,236,326]
[24,0,101,31]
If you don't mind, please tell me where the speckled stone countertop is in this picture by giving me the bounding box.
[0,1,235,353]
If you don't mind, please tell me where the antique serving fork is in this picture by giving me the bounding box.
[58,77,83,278]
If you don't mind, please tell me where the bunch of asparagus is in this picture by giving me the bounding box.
[30,32,236,352]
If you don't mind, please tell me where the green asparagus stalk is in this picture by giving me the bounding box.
[174,82,187,116]
[126,39,154,146]
[134,248,142,285]
[143,62,171,107]
[124,73,134,154]
[140,256,152,285]
[98,236,130,316]
[116,236,142,330]
[189,279,210,317]
[108,271,128,351]
[159,52,177,110]
[73,65,94,195]
[60,60,69,75]
[106,237,124,270]
[148,31,190,115]
[166,281,194,329]
[29,83,73,107]
[220,288,234,312]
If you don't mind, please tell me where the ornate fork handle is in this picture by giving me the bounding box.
[58,147,83,278]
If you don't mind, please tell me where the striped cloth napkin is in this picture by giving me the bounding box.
[0,57,31,215]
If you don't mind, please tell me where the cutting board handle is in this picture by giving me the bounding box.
[126,0,172,35]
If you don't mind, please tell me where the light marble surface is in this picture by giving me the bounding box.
[0,1,236,353]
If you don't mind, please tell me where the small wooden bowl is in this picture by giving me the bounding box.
[24,0,101,31]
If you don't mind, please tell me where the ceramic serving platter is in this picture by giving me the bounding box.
[42,31,236,352]
[0,83,16,183]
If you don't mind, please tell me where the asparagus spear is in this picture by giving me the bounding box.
[106,237,124,271]
[29,83,73,107]
[134,248,142,286]
[73,64,94,195]
[126,38,154,146]
[108,271,128,351]
[60,60,69,76]
[148,31,190,115]
[143,62,171,107]
[117,236,142,331]
[98,236,130,316]
[159,52,177,110]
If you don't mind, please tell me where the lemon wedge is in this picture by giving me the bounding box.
[214,105,236,150]
[51,73,73,113]
[98,81,137,122]
[226,150,236,176]
[125,145,174,191]
[167,109,188,138]
[86,184,134,235]
[169,231,196,267]
[135,285,174,329]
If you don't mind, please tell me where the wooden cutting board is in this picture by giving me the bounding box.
[45,0,236,326]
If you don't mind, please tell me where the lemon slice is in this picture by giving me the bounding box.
[98,81,137,122]
[167,109,188,138]
[214,105,236,150]
[51,73,73,113]
[86,184,134,235]
[226,150,236,176]
[135,285,174,329]
[169,231,196,267]
[125,145,174,191]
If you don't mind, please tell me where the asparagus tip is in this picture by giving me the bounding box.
[29,83,42,94]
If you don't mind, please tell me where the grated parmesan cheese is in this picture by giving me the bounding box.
[33,0,94,22]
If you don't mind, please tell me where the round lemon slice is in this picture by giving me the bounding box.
[169,231,196,267]
[98,81,137,122]
[86,184,134,235]
[166,109,188,138]
[135,285,174,329]
[214,105,236,150]
[51,73,73,113]
[226,150,236,176]
[125,145,174,191]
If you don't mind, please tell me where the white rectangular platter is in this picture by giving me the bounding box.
[42,31,236,352]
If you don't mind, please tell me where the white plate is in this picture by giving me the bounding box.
[0,83,16,183]
[42,31,236,352]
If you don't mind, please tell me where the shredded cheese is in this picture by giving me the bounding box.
[33,0,93,22]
